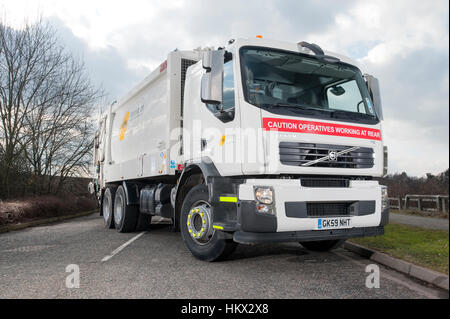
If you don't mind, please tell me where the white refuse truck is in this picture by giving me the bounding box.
[91,37,389,261]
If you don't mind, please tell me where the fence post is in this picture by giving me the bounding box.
[440,197,447,212]
[398,197,402,210]
[417,198,422,211]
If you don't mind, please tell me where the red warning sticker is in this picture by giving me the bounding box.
[262,117,382,141]
[159,60,167,73]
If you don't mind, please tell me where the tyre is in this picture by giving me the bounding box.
[180,184,237,262]
[135,212,152,231]
[102,187,116,229]
[300,239,345,252]
[113,185,139,233]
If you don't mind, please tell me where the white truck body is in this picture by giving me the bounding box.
[95,50,201,185]
[92,37,389,261]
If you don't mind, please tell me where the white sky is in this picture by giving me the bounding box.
[1,0,448,177]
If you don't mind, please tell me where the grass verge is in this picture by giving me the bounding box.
[351,223,449,274]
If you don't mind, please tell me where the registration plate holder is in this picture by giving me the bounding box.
[315,217,352,230]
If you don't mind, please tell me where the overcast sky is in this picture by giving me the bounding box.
[1,0,448,177]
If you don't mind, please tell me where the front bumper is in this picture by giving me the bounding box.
[233,226,384,245]
[209,177,388,244]
[239,179,387,232]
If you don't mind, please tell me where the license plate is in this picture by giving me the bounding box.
[315,217,352,230]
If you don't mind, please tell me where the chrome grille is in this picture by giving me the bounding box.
[279,142,374,168]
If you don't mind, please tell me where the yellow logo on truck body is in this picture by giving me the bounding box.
[119,112,130,141]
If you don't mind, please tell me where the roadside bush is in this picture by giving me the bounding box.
[0,195,97,226]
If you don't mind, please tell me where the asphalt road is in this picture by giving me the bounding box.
[0,213,447,299]
[390,213,449,231]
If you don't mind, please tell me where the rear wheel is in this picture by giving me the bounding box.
[300,239,345,252]
[114,185,139,233]
[180,184,237,261]
[102,187,116,229]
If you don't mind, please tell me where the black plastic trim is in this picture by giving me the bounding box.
[122,181,139,206]
[285,200,376,218]
[354,201,376,216]
[209,176,244,231]
[233,226,384,245]
[285,202,307,218]
[181,157,221,184]
[379,206,389,226]
[239,201,277,233]
[298,41,324,55]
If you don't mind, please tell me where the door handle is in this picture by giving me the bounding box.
[201,138,207,151]
[157,140,166,150]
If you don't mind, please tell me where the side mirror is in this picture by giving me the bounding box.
[202,51,212,70]
[364,74,383,120]
[214,107,235,123]
[201,50,224,105]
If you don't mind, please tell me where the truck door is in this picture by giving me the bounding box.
[183,56,241,175]
[200,58,241,175]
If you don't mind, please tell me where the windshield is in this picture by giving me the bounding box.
[240,47,378,124]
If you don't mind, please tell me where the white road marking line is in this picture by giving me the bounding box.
[101,231,146,262]
[101,216,168,262]
[333,250,441,299]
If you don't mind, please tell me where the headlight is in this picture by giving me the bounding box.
[381,186,389,211]
[254,187,274,205]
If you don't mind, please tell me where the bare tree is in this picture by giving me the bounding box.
[378,169,449,197]
[22,57,101,194]
[0,18,101,197]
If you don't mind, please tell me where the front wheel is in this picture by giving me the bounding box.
[180,185,237,261]
[300,239,345,252]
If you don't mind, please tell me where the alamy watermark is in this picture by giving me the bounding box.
[365,264,380,289]
[66,264,80,289]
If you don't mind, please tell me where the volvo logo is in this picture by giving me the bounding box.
[328,150,338,161]
[302,146,360,167]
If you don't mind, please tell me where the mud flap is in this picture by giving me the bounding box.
[208,177,244,231]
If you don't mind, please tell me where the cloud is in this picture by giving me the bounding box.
[1,0,448,176]
[303,0,449,176]
[45,16,149,111]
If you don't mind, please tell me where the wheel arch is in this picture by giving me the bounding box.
[121,180,139,206]
[104,181,138,207]
[173,159,220,231]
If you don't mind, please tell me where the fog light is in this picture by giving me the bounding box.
[381,186,389,211]
[256,204,270,214]
[256,204,275,215]
[254,187,274,204]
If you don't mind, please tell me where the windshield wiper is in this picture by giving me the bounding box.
[331,109,377,120]
[260,102,332,113]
